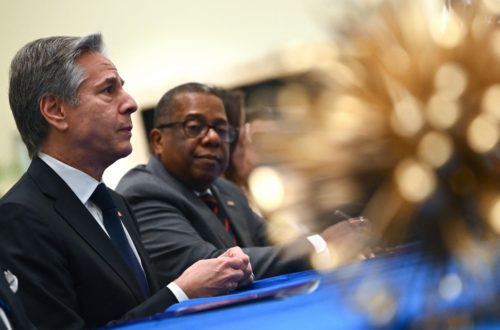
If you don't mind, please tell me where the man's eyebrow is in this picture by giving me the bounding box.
[101,77,125,86]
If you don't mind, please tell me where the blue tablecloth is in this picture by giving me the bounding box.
[101,243,500,329]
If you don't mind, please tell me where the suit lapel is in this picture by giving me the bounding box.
[211,184,254,247]
[28,158,146,303]
[147,156,236,248]
[110,192,160,295]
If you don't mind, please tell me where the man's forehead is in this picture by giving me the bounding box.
[78,52,118,74]
[174,92,224,112]
[77,51,122,85]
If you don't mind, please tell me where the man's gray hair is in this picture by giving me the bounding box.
[9,33,104,158]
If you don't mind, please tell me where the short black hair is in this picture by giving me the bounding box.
[154,82,219,128]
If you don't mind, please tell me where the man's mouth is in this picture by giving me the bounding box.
[119,126,133,132]
[196,154,221,163]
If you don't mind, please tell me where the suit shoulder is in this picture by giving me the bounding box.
[214,177,245,194]
[115,165,152,191]
[116,164,180,204]
[0,172,40,204]
[213,178,250,204]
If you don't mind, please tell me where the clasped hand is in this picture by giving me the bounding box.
[173,247,253,299]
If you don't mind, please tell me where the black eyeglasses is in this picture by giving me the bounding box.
[157,119,237,143]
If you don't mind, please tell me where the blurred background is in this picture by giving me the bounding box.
[6,0,500,325]
[0,0,339,193]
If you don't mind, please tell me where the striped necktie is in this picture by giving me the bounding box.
[200,192,237,244]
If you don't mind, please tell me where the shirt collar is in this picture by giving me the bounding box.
[39,152,101,204]
[194,188,212,197]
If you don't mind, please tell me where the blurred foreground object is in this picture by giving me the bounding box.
[245,0,500,325]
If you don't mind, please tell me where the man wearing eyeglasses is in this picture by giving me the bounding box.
[116,82,372,287]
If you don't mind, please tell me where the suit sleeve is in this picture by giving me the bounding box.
[128,196,228,286]
[238,202,315,280]
[0,201,178,330]
[0,202,86,330]
[121,177,314,286]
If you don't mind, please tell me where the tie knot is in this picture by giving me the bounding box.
[89,183,115,211]
[200,192,217,204]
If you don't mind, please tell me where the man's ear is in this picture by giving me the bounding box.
[150,129,164,156]
[39,94,69,132]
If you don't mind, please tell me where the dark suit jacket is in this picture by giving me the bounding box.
[0,265,36,330]
[116,156,313,287]
[0,157,178,330]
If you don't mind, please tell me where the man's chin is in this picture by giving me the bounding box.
[107,146,133,166]
[191,172,221,191]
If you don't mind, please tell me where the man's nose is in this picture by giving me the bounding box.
[120,90,138,115]
[202,127,221,146]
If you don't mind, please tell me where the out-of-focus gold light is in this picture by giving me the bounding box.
[249,166,285,213]
[467,114,500,153]
[276,83,311,115]
[382,44,411,74]
[472,14,489,40]
[488,197,500,234]
[482,85,500,120]
[434,63,467,100]
[417,131,454,168]
[438,274,463,301]
[325,95,369,140]
[484,0,500,14]
[355,281,397,326]
[430,10,466,48]
[395,158,437,203]
[325,62,360,87]
[267,209,302,244]
[281,42,338,72]
[390,97,424,137]
[490,29,500,59]
[426,94,460,130]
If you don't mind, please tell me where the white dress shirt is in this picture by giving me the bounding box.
[0,271,17,330]
[0,308,11,330]
[38,153,188,302]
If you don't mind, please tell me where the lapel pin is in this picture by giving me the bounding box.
[227,201,234,206]
[117,211,122,217]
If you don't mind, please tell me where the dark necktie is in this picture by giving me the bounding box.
[90,184,150,299]
[200,192,237,244]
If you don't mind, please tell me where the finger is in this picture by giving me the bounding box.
[243,260,253,276]
[237,266,254,287]
[228,247,250,266]
[232,269,245,282]
[219,281,239,296]
[348,218,369,227]
[219,256,244,270]
[238,276,254,287]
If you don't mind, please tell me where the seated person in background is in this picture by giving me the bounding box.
[0,264,35,330]
[0,34,252,330]
[214,88,279,216]
[211,88,259,213]
[116,82,372,287]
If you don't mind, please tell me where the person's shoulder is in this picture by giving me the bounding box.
[115,164,151,191]
[0,173,54,230]
[116,163,179,202]
[0,172,38,205]
[214,177,247,197]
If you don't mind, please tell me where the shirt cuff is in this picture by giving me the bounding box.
[307,234,327,253]
[307,234,332,269]
[167,282,190,302]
